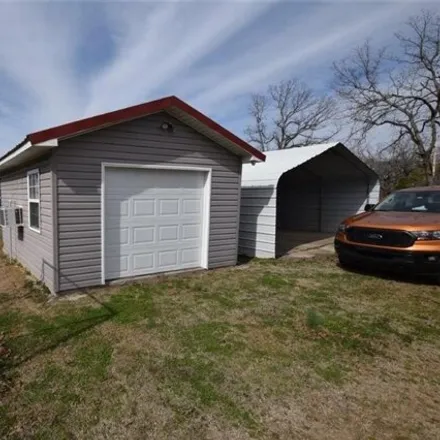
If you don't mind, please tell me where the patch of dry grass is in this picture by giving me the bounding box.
[1,253,440,439]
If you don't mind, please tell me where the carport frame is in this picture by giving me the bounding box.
[240,142,380,259]
[100,162,212,285]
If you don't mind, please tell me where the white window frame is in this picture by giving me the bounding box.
[27,169,41,233]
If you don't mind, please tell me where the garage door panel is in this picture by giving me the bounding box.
[158,250,178,268]
[181,248,200,264]
[182,224,201,240]
[123,217,202,228]
[133,199,155,216]
[132,252,155,271]
[159,224,179,241]
[105,167,206,280]
[123,239,199,252]
[140,188,204,196]
[132,226,155,244]
[159,199,179,216]
[108,188,204,197]
[106,235,201,251]
[183,199,201,214]
[107,168,203,188]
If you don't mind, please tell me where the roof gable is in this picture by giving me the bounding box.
[0,96,265,172]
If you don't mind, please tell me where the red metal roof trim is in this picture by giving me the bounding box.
[26,95,265,161]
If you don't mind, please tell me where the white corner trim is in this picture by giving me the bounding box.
[101,162,106,285]
[201,169,212,269]
[100,162,212,284]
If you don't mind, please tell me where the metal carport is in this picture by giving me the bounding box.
[239,142,380,258]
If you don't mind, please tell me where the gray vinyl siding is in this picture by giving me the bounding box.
[53,112,242,292]
[0,157,55,292]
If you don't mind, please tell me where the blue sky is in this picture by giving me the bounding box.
[0,0,438,155]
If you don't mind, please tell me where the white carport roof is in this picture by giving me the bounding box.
[241,142,377,187]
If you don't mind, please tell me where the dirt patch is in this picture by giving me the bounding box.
[0,255,49,318]
[0,258,27,295]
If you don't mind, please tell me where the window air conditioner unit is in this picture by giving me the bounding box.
[15,207,24,226]
[0,208,9,227]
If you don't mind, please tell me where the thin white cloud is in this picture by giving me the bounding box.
[84,1,276,115]
[0,0,437,155]
[0,3,83,129]
[190,2,422,112]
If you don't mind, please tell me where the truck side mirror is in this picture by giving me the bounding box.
[364,203,375,212]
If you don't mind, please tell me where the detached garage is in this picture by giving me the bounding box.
[0,96,264,293]
[239,143,380,258]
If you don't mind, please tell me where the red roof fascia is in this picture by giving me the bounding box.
[27,95,265,161]
[169,97,265,161]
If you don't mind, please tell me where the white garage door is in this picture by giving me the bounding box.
[104,167,208,280]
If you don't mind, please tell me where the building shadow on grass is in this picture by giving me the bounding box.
[237,255,255,266]
[1,260,118,380]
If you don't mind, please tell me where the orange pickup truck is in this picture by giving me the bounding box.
[335,186,440,279]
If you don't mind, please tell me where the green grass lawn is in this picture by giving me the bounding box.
[1,254,440,439]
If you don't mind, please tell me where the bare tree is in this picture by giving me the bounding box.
[333,10,440,185]
[245,79,339,151]
[354,141,422,196]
